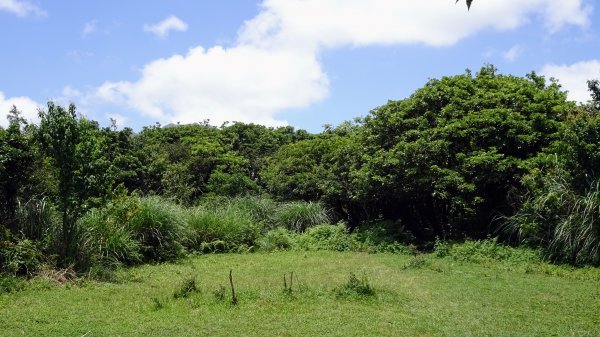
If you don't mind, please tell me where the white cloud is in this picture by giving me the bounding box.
[541,60,600,103]
[144,15,188,38]
[0,91,42,127]
[543,0,592,33]
[75,0,591,127]
[82,20,97,36]
[92,45,327,126]
[0,0,45,17]
[239,0,591,49]
[502,45,522,62]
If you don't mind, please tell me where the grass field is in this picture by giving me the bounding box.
[1,251,599,337]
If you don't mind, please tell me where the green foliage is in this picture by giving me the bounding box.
[127,197,186,262]
[295,223,357,251]
[443,238,540,264]
[185,202,261,252]
[334,272,376,298]
[357,67,571,240]
[205,170,259,197]
[0,229,44,276]
[0,106,34,233]
[77,207,142,269]
[272,201,330,232]
[0,275,27,293]
[258,228,296,251]
[506,169,600,266]
[16,197,59,244]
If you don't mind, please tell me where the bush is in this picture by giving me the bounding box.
[0,275,27,293]
[273,201,330,232]
[296,222,357,251]
[173,275,199,299]
[258,228,296,251]
[447,238,540,264]
[0,229,44,276]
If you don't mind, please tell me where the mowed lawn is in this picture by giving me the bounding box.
[0,251,598,337]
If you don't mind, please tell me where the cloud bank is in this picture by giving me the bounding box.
[75,0,592,127]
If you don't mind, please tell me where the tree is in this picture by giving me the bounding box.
[37,102,80,264]
[355,66,573,240]
[0,106,34,233]
[587,79,600,110]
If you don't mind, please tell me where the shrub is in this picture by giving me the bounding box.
[258,228,296,251]
[448,238,540,264]
[0,235,43,277]
[0,275,27,293]
[296,222,356,251]
[273,201,330,232]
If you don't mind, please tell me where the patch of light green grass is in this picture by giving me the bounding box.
[0,251,598,337]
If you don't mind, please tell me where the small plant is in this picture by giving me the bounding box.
[150,296,166,310]
[213,285,226,302]
[334,272,376,298]
[404,255,429,269]
[0,276,27,293]
[433,238,451,258]
[173,275,198,299]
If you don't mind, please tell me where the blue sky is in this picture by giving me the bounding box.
[0,0,599,131]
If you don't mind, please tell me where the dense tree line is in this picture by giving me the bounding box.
[1,66,599,271]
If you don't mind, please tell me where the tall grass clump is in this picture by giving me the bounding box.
[226,196,277,227]
[76,195,185,270]
[185,202,261,253]
[505,169,600,266]
[16,197,59,243]
[127,196,186,262]
[77,207,141,270]
[272,201,330,232]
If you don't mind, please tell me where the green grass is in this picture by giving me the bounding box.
[1,251,598,337]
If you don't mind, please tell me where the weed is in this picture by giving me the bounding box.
[173,275,199,299]
[150,296,166,310]
[334,272,376,298]
[0,276,27,293]
[213,285,226,303]
[403,255,429,269]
